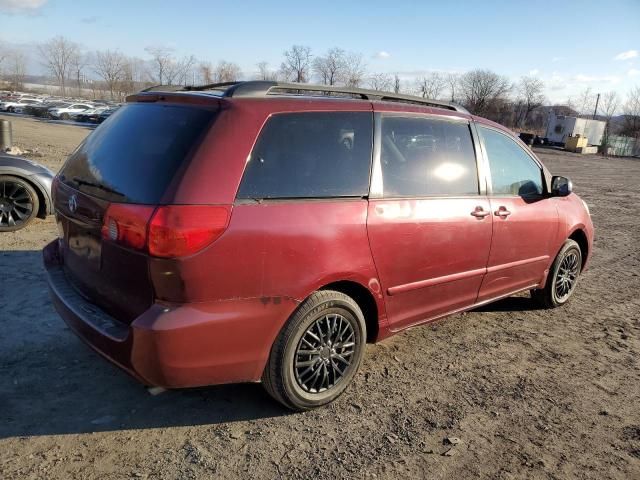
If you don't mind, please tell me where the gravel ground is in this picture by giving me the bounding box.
[0,114,639,479]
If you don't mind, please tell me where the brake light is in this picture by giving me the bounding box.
[148,205,230,258]
[101,204,155,251]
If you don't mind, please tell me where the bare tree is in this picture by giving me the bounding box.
[344,52,366,88]
[446,73,459,103]
[118,59,135,96]
[129,57,148,86]
[368,73,393,91]
[256,61,277,81]
[69,51,88,97]
[7,50,27,90]
[164,55,196,85]
[600,91,619,119]
[198,62,213,84]
[515,76,545,128]
[145,45,174,84]
[280,45,312,83]
[600,91,620,153]
[621,86,640,140]
[94,50,126,100]
[38,36,78,97]
[212,60,241,83]
[117,57,147,96]
[458,69,511,116]
[313,48,346,85]
[416,72,446,99]
[577,87,595,117]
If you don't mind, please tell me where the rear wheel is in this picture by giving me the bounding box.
[0,175,39,232]
[262,290,366,411]
[531,239,582,308]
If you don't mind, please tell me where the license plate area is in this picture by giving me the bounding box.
[59,212,102,273]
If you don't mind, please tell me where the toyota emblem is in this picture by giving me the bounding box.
[68,194,78,213]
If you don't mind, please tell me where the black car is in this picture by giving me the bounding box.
[97,106,120,123]
[25,101,70,118]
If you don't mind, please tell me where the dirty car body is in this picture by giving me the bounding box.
[43,81,594,410]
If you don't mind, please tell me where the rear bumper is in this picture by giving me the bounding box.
[43,240,298,388]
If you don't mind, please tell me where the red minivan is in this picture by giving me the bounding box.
[44,81,593,410]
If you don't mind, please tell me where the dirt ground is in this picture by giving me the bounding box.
[1,114,639,480]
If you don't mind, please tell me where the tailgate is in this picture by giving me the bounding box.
[55,181,153,324]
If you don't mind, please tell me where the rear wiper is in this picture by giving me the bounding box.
[72,177,125,197]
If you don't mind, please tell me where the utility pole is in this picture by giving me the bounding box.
[593,93,600,119]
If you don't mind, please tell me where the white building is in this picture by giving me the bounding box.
[545,113,606,146]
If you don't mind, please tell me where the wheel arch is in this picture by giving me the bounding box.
[319,280,380,343]
[568,228,589,269]
[24,176,50,218]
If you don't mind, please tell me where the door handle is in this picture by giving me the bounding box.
[470,206,490,218]
[494,206,511,218]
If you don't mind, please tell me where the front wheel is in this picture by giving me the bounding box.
[262,290,367,411]
[531,239,582,308]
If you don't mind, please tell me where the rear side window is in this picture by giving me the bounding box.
[237,112,373,199]
[60,103,215,203]
[380,116,479,197]
[478,126,544,196]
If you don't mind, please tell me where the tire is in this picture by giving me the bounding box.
[60,113,70,120]
[262,290,367,411]
[531,239,582,308]
[0,175,40,232]
[7,107,14,113]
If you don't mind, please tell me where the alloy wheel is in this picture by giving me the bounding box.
[294,313,356,394]
[555,251,579,301]
[0,180,34,228]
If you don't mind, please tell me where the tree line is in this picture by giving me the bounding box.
[0,37,638,140]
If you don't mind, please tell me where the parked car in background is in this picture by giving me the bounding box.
[73,106,110,123]
[0,97,43,112]
[48,103,94,120]
[25,101,71,118]
[44,81,594,411]
[96,106,120,123]
[0,154,54,231]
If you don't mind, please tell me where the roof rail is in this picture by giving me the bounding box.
[141,81,469,114]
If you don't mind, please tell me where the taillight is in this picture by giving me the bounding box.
[101,204,155,251]
[148,205,230,258]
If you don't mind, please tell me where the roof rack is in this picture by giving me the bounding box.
[141,81,469,114]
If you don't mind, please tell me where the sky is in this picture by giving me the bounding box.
[1,0,639,105]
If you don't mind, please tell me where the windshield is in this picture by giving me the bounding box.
[59,103,217,203]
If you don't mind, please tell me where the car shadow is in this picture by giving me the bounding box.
[0,250,288,439]
[472,295,541,312]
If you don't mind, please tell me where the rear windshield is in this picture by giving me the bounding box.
[59,103,216,203]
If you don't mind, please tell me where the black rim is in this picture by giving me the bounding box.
[0,181,33,228]
[294,313,356,393]
[555,251,579,301]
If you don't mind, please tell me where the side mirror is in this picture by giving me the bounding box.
[551,176,572,197]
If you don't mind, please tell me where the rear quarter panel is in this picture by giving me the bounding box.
[149,200,389,374]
